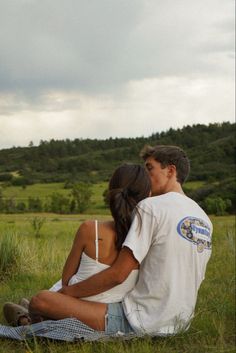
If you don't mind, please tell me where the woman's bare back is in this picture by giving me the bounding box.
[82,220,118,266]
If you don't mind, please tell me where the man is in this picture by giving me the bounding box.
[28,145,213,335]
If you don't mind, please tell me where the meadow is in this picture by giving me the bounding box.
[1,181,109,215]
[0,180,235,352]
[1,180,204,215]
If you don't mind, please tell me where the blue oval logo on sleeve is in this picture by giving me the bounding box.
[177,216,212,253]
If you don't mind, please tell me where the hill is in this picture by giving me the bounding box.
[0,122,235,213]
[0,122,235,183]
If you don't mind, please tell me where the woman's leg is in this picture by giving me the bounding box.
[29,290,107,331]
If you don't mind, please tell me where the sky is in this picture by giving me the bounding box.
[0,0,235,149]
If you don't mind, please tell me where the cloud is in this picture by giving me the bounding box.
[0,0,234,148]
[0,0,234,95]
[0,75,234,148]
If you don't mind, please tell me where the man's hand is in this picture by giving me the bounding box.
[57,285,71,295]
[57,247,139,298]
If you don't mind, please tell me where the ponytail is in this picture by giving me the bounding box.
[108,164,151,250]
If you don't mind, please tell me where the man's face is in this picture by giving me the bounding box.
[145,157,170,196]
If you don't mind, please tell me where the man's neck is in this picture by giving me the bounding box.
[164,181,185,195]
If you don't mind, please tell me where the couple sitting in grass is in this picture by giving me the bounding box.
[2,145,213,338]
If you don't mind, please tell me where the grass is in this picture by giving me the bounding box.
[0,214,235,352]
[184,181,205,190]
[0,180,204,214]
[0,181,109,214]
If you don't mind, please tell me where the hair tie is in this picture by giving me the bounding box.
[121,189,128,198]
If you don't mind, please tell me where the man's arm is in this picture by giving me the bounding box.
[60,247,139,298]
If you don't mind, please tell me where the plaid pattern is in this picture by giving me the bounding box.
[0,318,139,341]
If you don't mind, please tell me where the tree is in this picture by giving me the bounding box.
[49,193,71,214]
[28,197,43,212]
[203,197,231,216]
[71,183,93,213]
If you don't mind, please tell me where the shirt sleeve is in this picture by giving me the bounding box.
[122,200,157,264]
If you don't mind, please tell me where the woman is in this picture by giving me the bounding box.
[49,162,150,300]
[3,163,151,327]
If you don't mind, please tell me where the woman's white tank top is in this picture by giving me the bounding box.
[50,220,139,303]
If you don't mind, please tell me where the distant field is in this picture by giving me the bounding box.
[0,181,109,214]
[0,180,205,214]
[184,180,207,190]
[0,214,235,352]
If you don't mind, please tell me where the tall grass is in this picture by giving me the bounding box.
[0,232,20,279]
[0,231,37,282]
[0,215,235,353]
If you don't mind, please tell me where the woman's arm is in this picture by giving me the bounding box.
[61,222,87,286]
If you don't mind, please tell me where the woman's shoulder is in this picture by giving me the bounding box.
[78,219,115,242]
[79,219,114,230]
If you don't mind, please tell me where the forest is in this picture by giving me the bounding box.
[0,122,235,214]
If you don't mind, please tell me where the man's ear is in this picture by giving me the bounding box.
[167,165,176,178]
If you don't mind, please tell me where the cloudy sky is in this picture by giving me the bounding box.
[0,0,234,149]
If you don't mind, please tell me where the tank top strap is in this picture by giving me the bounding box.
[95,220,99,263]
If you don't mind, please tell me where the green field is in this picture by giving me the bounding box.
[0,180,207,215]
[0,181,110,214]
[0,213,235,353]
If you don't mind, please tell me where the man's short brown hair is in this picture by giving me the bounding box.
[140,145,190,185]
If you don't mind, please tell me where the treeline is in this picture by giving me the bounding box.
[0,122,234,184]
[0,122,235,213]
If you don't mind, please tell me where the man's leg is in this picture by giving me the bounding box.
[29,290,107,331]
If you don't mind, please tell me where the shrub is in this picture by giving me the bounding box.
[203,197,231,216]
[0,173,13,182]
[71,183,93,213]
[103,188,109,207]
[28,197,43,212]
[16,201,27,213]
[49,192,71,213]
[64,180,75,189]
[30,216,46,238]
[11,177,28,186]
[3,198,17,213]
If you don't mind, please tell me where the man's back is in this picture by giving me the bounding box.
[123,192,213,335]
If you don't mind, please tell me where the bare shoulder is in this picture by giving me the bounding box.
[76,220,115,242]
[75,220,95,241]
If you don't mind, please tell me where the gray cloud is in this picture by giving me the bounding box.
[0,0,234,95]
[0,0,234,149]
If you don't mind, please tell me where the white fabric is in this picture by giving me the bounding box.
[95,219,99,262]
[50,221,139,303]
[122,192,213,335]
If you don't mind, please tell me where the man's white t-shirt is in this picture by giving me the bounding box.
[122,192,213,335]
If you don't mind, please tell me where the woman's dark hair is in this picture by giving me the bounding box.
[108,163,151,250]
